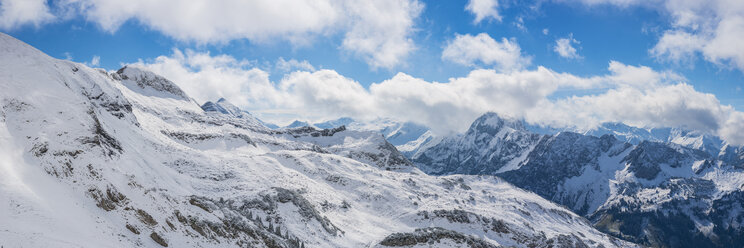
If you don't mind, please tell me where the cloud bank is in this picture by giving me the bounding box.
[131,50,744,145]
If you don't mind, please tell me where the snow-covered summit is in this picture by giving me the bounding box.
[314,117,354,129]
[113,65,190,100]
[284,120,312,129]
[201,98,242,116]
[466,112,527,135]
[413,112,541,175]
[527,120,726,156]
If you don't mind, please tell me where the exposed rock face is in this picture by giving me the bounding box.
[413,112,744,247]
[499,133,630,216]
[413,112,541,175]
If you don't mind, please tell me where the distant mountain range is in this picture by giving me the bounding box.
[200,99,436,157]
[411,112,744,247]
[198,77,744,247]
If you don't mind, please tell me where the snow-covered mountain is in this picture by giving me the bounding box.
[0,33,634,247]
[414,112,744,247]
[527,121,726,156]
[413,113,540,175]
[343,118,435,157]
[200,102,438,158]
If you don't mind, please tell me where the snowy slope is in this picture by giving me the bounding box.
[415,112,744,247]
[0,33,632,248]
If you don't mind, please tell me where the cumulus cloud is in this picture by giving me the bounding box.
[650,30,704,65]
[130,49,283,112]
[0,0,54,30]
[442,33,531,72]
[276,58,315,72]
[572,0,744,72]
[532,84,732,133]
[130,50,744,145]
[341,0,423,69]
[604,60,684,88]
[89,55,100,67]
[553,34,582,59]
[36,0,423,69]
[465,0,501,24]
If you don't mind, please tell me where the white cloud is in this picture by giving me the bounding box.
[571,0,744,72]
[573,0,650,8]
[514,17,527,31]
[0,0,54,30]
[60,0,341,42]
[50,0,423,69]
[276,57,315,72]
[341,0,423,69]
[650,30,704,65]
[442,33,531,72]
[542,28,549,35]
[533,83,732,134]
[89,55,100,67]
[131,49,283,112]
[553,34,582,59]
[719,112,744,146]
[130,49,744,145]
[466,0,501,24]
[604,60,684,88]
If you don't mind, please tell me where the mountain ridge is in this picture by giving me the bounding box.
[414,111,744,247]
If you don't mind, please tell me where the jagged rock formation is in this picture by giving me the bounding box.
[414,112,744,247]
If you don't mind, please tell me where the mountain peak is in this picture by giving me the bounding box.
[314,117,354,129]
[201,98,245,117]
[285,120,311,129]
[114,66,190,100]
[0,32,48,60]
[466,112,525,135]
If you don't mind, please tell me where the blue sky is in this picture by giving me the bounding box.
[5,1,742,100]
[2,0,744,143]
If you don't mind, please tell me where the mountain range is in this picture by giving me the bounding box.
[163,83,744,247]
[0,32,636,247]
[412,112,744,247]
[3,30,743,247]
